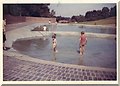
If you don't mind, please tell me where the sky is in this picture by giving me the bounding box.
[49,3,116,17]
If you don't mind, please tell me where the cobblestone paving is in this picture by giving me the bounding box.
[3,56,116,81]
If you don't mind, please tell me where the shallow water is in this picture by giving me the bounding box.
[56,25,116,34]
[13,36,116,68]
[29,23,116,34]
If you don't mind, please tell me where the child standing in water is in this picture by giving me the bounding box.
[52,33,58,52]
[79,31,87,55]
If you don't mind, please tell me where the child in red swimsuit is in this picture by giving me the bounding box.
[79,31,87,55]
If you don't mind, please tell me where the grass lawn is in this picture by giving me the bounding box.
[79,17,116,25]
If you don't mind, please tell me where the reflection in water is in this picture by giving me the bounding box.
[78,55,84,65]
[52,52,56,61]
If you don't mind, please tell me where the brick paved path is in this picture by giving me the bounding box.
[3,54,116,81]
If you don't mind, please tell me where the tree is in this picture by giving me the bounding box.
[85,7,110,21]
[71,15,86,22]
[50,9,55,17]
[3,4,51,17]
[85,11,94,21]
[102,7,110,18]
[4,4,22,16]
[110,6,116,17]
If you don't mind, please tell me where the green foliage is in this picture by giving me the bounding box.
[71,6,116,22]
[3,4,51,17]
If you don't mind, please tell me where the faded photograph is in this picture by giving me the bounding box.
[3,3,117,81]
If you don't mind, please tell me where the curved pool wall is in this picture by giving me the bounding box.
[5,23,116,69]
[12,35,116,69]
[6,23,116,48]
[18,23,116,34]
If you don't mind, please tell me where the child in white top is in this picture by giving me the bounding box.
[52,33,57,52]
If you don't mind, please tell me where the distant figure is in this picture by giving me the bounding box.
[55,21,57,25]
[49,20,51,25]
[79,31,87,55]
[52,33,58,52]
[43,25,47,40]
[43,25,47,31]
[3,19,7,50]
[49,20,52,31]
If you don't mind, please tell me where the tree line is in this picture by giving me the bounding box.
[3,4,116,22]
[3,4,54,17]
[71,6,116,22]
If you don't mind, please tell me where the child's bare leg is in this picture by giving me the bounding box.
[81,47,84,55]
[53,45,57,52]
[54,48,56,52]
[80,46,83,55]
[80,45,85,55]
[55,46,58,52]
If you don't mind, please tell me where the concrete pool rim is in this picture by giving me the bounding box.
[4,50,116,72]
